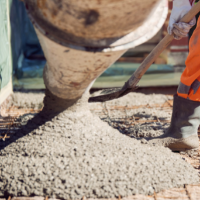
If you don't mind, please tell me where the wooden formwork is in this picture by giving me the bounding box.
[0,185,200,200]
[1,97,200,200]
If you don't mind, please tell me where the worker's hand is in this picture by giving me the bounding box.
[172,19,196,40]
[168,0,196,39]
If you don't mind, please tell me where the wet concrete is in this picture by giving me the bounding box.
[0,91,199,199]
[6,92,44,110]
[8,92,170,138]
[90,92,172,138]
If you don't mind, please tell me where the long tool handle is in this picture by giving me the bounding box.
[127,1,200,88]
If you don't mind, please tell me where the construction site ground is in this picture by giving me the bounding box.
[1,88,200,200]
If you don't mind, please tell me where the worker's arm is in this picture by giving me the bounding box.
[168,0,196,40]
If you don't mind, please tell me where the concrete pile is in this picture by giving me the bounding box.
[0,0,199,199]
[0,92,199,199]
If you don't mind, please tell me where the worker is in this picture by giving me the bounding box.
[146,0,200,151]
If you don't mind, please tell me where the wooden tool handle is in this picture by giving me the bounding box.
[127,1,200,88]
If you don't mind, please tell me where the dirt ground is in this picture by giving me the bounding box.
[1,91,200,199]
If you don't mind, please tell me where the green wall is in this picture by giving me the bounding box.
[0,0,12,91]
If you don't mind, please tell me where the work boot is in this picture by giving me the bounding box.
[145,94,200,151]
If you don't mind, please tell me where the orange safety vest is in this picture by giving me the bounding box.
[177,16,200,101]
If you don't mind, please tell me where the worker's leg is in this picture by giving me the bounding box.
[177,17,200,101]
[143,18,200,151]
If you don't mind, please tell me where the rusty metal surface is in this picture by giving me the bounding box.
[24,0,168,100]
[36,28,126,99]
[24,0,159,47]
[23,0,168,51]
[34,0,168,100]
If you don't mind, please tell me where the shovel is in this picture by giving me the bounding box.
[89,1,200,103]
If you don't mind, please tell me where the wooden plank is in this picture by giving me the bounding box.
[11,197,153,200]
[156,188,189,200]
[4,187,200,200]
[11,196,154,200]
[186,184,200,200]
[122,195,154,200]
[88,196,154,200]
[0,0,13,105]
[12,198,51,200]
[0,80,13,106]
[12,198,45,200]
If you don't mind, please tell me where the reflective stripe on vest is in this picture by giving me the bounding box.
[178,82,191,94]
[191,79,200,94]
